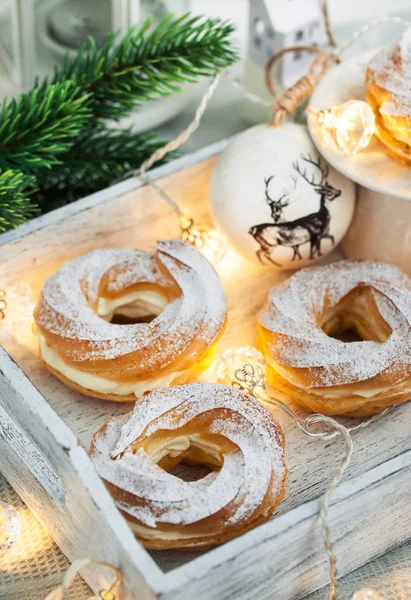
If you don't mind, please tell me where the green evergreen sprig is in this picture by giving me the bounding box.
[48,14,237,120]
[0,83,91,172]
[33,130,169,211]
[0,170,37,232]
[0,13,238,232]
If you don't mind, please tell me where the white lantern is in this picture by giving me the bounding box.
[209,122,356,269]
[0,0,190,88]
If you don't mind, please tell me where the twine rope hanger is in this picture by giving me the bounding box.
[266,46,338,126]
[265,10,411,128]
[264,0,339,126]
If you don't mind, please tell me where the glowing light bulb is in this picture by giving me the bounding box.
[309,100,376,154]
[0,500,21,557]
[352,590,383,600]
[0,282,33,340]
[215,346,266,393]
[179,214,227,265]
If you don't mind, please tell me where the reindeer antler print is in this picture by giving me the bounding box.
[263,173,298,225]
[249,151,341,266]
[294,154,329,186]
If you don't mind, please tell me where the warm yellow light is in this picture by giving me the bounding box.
[0,504,54,569]
[309,100,376,154]
[351,590,383,600]
[179,214,228,265]
[0,501,21,557]
[215,346,266,394]
[0,282,34,345]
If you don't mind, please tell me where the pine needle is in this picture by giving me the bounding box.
[0,170,38,232]
[0,14,238,231]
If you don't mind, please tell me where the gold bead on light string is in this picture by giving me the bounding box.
[44,558,122,600]
[178,213,228,265]
[0,500,21,557]
[307,100,376,155]
[0,289,7,320]
[147,179,228,266]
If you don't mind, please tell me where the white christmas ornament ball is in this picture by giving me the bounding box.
[209,122,355,269]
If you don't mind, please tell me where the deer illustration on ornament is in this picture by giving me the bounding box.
[209,123,356,270]
[249,154,341,266]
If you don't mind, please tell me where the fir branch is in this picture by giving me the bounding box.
[45,14,238,120]
[0,82,91,173]
[33,129,171,211]
[0,170,38,232]
[0,14,238,231]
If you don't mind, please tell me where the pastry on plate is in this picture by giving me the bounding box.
[366,29,411,164]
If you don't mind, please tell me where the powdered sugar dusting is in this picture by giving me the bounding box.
[368,29,411,117]
[90,383,286,531]
[258,260,411,387]
[34,240,227,372]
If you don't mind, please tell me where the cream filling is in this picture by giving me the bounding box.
[148,433,223,465]
[97,290,168,321]
[380,105,411,145]
[271,361,392,399]
[38,332,184,397]
[127,520,210,540]
[127,433,223,541]
[311,384,392,399]
[38,291,216,396]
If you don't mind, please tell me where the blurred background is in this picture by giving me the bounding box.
[1,0,411,154]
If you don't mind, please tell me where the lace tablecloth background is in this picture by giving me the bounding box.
[1,473,411,600]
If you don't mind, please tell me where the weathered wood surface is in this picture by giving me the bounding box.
[158,451,411,600]
[1,142,411,599]
[0,351,159,600]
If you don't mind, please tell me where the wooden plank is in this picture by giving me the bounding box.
[0,348,161,599]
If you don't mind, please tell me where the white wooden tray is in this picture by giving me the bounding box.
[1,140,411,600]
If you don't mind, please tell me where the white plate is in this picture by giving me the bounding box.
[308,49,411,201]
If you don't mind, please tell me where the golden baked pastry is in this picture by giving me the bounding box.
[90,383,287,550]
[366,30,411,164]
[258,260,411,417]
[34,240,227,401]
